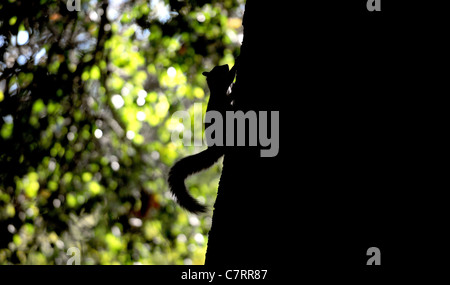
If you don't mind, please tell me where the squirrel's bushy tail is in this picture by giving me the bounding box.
[168,147,223,214]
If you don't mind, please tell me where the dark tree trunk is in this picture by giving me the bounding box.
[205,0,441,272]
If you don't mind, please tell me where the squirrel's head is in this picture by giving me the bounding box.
[202,64,236,94]
[202,64,230,78]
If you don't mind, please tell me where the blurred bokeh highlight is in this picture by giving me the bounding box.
[0,0,244,265]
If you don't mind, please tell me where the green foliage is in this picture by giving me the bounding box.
[0,0,244,265]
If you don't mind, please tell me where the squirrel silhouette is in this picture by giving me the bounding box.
[168,60,238,214]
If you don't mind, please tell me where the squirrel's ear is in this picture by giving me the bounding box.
[216,65,229,73]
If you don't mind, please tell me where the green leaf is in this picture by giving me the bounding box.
[90,66,101,80]
[88,181,103,196]
[82,172,93,182]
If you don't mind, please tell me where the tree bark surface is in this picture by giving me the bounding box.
[205,0,435,272]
